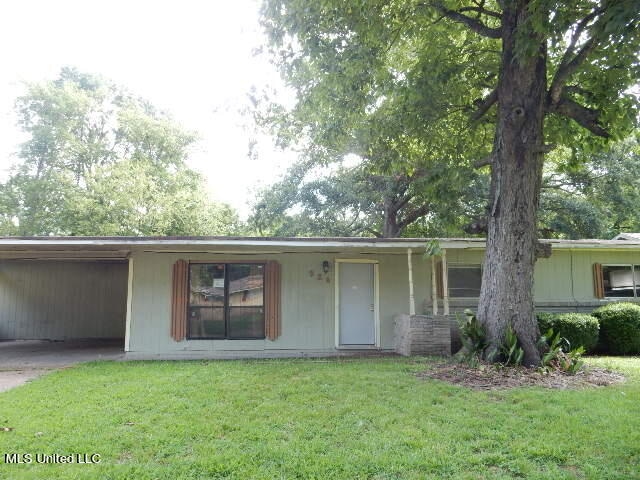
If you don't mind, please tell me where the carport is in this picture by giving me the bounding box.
[0,239,130,352]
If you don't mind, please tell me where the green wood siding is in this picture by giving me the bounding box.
[127,246,640,355]
[129,252,337,353]
[0,261,128,340]
[128,251,428,354]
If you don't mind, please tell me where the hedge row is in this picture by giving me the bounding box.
[537,312,599,353]
[592,303,640,355]
[537,303,640,355]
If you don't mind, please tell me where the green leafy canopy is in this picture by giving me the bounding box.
[0,68,239,236]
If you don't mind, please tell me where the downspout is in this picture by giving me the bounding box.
[407,248,416,315]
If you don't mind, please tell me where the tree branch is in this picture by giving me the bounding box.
[549,37,599,104]
[474,154,493,168]
[471,88,498,122]
[548,6,606,104]
[541,181,585,192]
[362,226,383,238]
[430,3,501,38]
[394,192,414,212]
[398,203,431,229]
[459,6,501,19]
[548,96,610,138]
[563,7,603,58]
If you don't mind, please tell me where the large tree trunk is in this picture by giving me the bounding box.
[477,2,546,367]
[382,201,401,237]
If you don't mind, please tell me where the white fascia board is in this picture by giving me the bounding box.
[0,238,480,250]
[437,239,486,249]
[548,241,640,250]
[2,237,640,251]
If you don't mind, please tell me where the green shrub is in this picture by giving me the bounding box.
[501,324,524,366]
[538,328,566,367]
[592,302,640,355]
[538,328,585,375]
[455,309,487,366]
[536,312,599,353]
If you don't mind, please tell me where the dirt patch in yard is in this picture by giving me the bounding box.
[418,362,625,390]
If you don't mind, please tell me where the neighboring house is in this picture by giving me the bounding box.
[0,236,639,358]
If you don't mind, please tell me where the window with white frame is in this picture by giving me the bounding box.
[602,264,640,298]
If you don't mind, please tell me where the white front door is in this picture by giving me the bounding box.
[337,262,378,346]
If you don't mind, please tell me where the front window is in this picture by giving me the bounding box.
[602,265,640,298]
[448,265,482,298]
[188,263,265,339]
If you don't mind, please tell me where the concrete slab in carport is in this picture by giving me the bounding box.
[0,339,124,392]
[0,370,49,392]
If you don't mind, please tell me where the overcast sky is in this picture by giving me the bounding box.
[0,0,295,218]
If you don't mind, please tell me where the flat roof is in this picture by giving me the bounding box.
[0,235,473,244]
[1,235,640,246]
[0,236,476,259]
[0,236,639,257]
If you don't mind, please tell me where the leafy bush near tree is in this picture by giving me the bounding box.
[457,310,584,373]
[536,313,600,353]
[592,303,640,355]
[456,310,488,366]
[459,305,640,360]
[537,329,585,374]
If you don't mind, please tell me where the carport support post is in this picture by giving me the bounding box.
[407,248,416,315]
[442,249,449,316]
[431,256,438,315]
[124,256,134,352]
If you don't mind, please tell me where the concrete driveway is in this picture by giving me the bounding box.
[0,340,124,392]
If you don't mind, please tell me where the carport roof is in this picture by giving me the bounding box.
[0,236,639,260]
[0,236,476,258]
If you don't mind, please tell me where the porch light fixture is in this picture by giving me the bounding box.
[322,261,330,274]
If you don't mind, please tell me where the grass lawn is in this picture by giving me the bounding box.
[0,357,639,479]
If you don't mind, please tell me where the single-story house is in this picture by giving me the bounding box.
[0,236,639,358]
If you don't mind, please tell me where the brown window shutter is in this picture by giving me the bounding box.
[171,259,188,341]
[264,260,282,341]
[593,263,604,299]
[436,261,444,299]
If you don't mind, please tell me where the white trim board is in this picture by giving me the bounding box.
[124,257,134,352]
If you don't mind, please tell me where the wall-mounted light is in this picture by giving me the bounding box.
[322,260,330,274]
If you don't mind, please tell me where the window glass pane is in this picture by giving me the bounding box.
[448,266,482,297]
[229,307,265,338]
[190,264,225,306]
[186,263,266,340]
[228,264,264,307]
[188,307,225,338]
[603,265,635,297]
